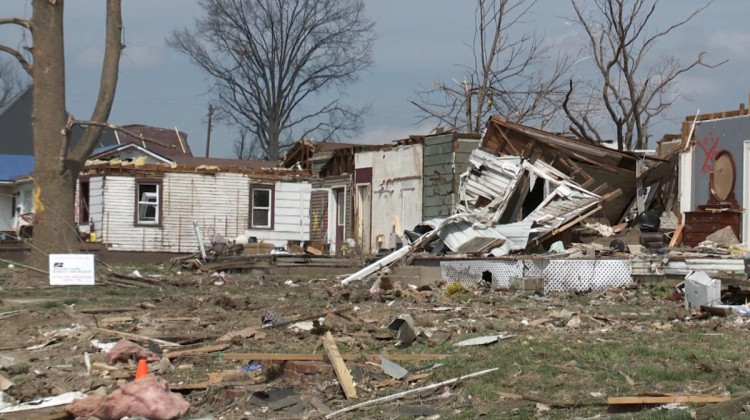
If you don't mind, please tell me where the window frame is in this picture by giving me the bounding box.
[336,189,346,227]
[79,178,90,225]
[249,184,274,230]
[134,178,163,227]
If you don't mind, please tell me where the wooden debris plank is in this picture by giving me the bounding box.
[324,368,498,419]
[164,343,230,359]
[223,353,446,362]
[217,327,262,342]
[170,369,241,390]
[92,362,119,372]
[0,310,21,320]
[669,224,684,247]
[153,317,201,323]
[700,305,730,318]
[608,395,731,405]
[100,316,134,324]
[323,332,357,400]
[80,308,136,314]
[0,372,13,391]
[90,327,181,348]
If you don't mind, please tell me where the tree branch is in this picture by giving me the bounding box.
[71,0,122,162]
[0,45,31,75]
[0,17,31,30]
[0,18,31,30]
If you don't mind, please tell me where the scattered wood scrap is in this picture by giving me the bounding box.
[90,327,181,348]
[80,308,136,314]
[700,305,730,318]
[695,393,750,420]
[0,372,13,391]
[0,310,20,321]
[153,317,201,323]
[608,395,731,405]
[99,316,134,325]
[495,391,592,408]
[669,224,684,247]
[323,367,499,419]
[163,344,230,359]
[217,327,265,342]
[223,352,446,362]
[323,332,357,400]
[170,369,252,391]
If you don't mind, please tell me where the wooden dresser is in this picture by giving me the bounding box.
[683,210,742,247]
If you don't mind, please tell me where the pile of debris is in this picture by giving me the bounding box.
[343,118,679,291]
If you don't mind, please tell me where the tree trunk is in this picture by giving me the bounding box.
[268,123,280,161]
[31,166,81,263]
[29,0,79,267]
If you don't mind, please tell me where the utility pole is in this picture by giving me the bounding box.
[205,104,215,158]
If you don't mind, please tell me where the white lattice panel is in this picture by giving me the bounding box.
[543,259,632,293]
[523,260,547,277]
[440,259,632,293]
[441,260,523,288]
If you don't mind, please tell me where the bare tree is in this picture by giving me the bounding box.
[564,0,725,151]
[168,0,374,161]
[411,0,572,133]
[0,1,123,265]
[0,57,27,108]
[233,127,265,160]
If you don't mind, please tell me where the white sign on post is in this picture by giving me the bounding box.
[49,254,95,286]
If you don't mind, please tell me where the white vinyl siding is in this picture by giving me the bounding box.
[99,173,311,251]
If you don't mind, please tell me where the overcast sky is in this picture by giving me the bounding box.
[0,0,747,158]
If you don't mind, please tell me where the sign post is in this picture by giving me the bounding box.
[49,254,96,286]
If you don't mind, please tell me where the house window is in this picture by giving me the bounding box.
[136,182,161,225]
[337,189,345,227]
[10,192,17,218]
[79,181,90,224]
[250,185,273,229]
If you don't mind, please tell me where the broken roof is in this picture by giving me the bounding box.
[107,124,192,159]
[479,116,674,223]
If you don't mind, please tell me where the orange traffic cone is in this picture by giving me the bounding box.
[135,359,148,380]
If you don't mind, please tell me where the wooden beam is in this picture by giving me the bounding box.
[669,224,684,247]
[90,327,181,348]
[323,332,357,400]
[223,352,446,362]
[163,343,230,359]
[608,395,731,405]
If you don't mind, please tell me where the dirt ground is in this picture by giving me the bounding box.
[1,263,750,419]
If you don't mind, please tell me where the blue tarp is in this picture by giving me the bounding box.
[0,154,34,181]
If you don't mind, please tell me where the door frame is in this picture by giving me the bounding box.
[355,183,371,254]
